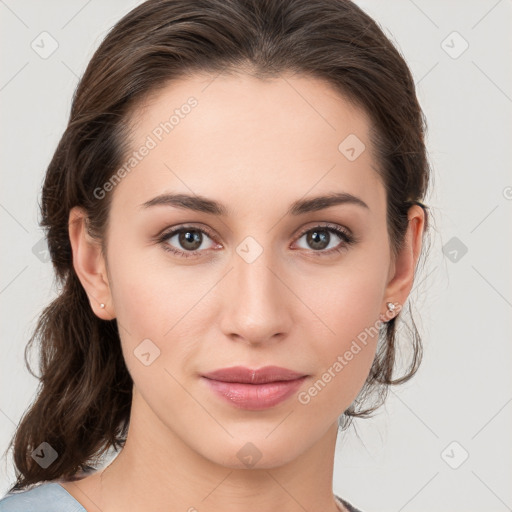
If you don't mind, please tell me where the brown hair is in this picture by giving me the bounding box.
[5,0,432,491]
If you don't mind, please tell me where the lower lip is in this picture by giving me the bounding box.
[201,376,308,410]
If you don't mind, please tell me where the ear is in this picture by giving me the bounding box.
[68,206,115,320]
[382,204,425,320]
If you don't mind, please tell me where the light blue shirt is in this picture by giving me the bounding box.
[0,482,86,512]
[0,482,362,512]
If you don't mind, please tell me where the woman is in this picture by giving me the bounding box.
[0,0,430,511]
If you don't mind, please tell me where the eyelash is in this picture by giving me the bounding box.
[156,223,356,259]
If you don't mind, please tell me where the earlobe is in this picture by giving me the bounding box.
[68,207,114,320]
[382,205,425,318]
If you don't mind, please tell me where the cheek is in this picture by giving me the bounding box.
[107,246,212,375]
[293,257,386,411]
[107,232,199,336]
[299,250,385,344]
[296,281,381,417]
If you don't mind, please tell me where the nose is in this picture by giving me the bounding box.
[218,246,293,345]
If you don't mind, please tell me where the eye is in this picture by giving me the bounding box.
[156,222,357,259]
[293,223,356,256]
[157,225,218,258]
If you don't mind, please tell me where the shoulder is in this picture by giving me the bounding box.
[0,482,86,512]
[335,494,365,512]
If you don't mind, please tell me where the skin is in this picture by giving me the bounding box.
[64,71,425,512]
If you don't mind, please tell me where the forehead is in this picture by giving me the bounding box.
[110,72,384,219]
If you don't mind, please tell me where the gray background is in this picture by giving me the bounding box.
[1,1,511,511]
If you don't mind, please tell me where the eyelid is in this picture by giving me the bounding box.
[293,221,353,240]
[155,222,217,242]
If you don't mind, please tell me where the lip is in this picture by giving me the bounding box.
[201,366,308,410]
[201,365,307,384]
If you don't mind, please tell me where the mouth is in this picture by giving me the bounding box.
[200,366,308,410]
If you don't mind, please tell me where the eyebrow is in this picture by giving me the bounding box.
[139,191,369,216]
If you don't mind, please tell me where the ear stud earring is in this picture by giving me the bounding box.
[381,301,399,323]
[386,302,396,312]
[100,303,105,309]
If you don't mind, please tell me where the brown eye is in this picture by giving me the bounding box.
[294,224,355,256]
[176,229,203,251]
[305,229,331,250]
[158,226,217,258]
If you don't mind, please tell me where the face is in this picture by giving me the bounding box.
[78,72,401,469]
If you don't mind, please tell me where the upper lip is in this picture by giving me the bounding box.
[202,365,307,384]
